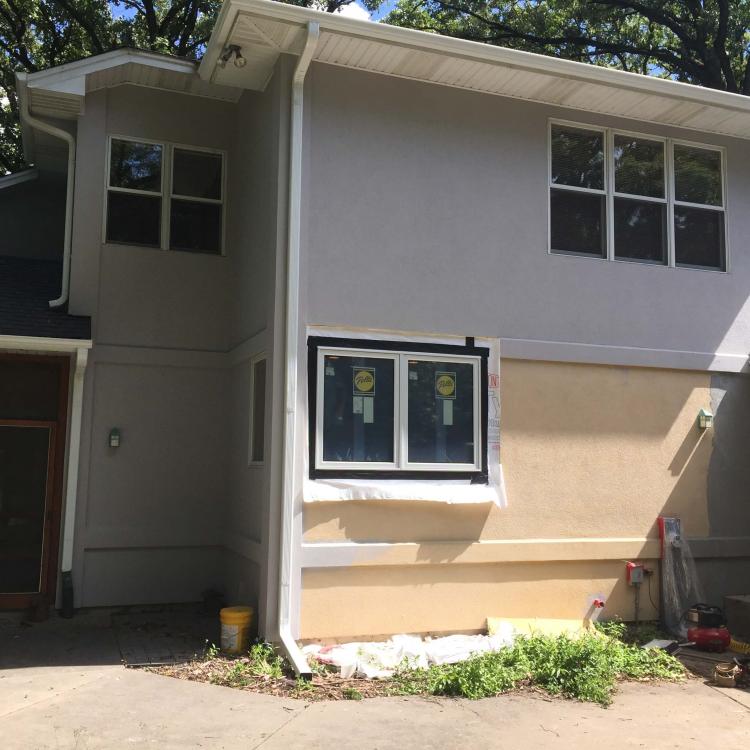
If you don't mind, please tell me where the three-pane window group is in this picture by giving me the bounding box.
[550,124,726,270]
[107,138,224,255]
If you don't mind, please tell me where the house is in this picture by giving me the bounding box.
[2,0,749,673]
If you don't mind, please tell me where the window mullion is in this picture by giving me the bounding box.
[667,140,676,267]
[397,354,407,470]
[606,129,615,262]
[162,143,171,251]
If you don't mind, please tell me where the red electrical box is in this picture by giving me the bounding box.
[626,562,644,585]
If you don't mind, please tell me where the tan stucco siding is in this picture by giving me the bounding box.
[300,359,714,639]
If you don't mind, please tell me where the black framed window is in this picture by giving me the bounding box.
[308,337,488,481]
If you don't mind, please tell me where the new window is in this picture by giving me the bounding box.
[549,122,726,271]
[308,337,488,480]
[106,137,224,255]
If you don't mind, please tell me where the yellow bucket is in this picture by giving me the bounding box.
[220,606,254,654]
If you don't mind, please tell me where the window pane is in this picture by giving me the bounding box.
[106,191,161,246]
[614,197,667,263]
[173,149,222,200]
[408,360,475,465]
[674,145,722,206]
[550,189,606,256]
[614,136,664,198]
[322,355,395,463]
[251,359,266,463]
[170,199,222,254]
[109,140,162,192]
[674,207,725,269]
[551,126,604,190]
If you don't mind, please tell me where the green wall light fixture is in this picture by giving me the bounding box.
[697,408,713,430]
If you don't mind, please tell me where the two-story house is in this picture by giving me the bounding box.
[2,0,749,674]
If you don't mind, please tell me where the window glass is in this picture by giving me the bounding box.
[322,355,395,463]
[550,189,606,256]
[551,126,604,190]
[106,192,161,246]
[170,200,222,254]
[408,360,475,465]
[109,140,162,192]
[674,206,725,269]
[614,198,667,263]
[173,149,222,199]
[674,145,722,206]
[614,136,664,198]
[250,359,266,463]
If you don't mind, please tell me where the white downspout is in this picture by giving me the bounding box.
[60,349,88,568]
[16,74,76,309]
[277,20,320,678]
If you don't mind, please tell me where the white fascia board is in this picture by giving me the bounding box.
[0,335,93,353]
[212,0,750,120]
[25,49,197,92]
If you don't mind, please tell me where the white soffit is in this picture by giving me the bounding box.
[203,0,750,140]
[24,49,241,120]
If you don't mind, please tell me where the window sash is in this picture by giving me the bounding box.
[105,135,225,254]
[548,121,727,271]
[314,346,482,473]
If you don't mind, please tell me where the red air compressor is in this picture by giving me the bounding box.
[686,605,731,652]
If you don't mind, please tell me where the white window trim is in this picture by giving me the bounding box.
[548,119,729,273]
[314,345,483,474]
[104,134,227,256]
[248,353,268,467]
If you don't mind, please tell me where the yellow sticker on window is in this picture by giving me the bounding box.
[353,367,375,395]
[435,371,456,400]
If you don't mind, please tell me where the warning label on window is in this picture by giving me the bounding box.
[435,371,456,400]
[353,367,375,396]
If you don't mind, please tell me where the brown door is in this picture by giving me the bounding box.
[0,355,69,610]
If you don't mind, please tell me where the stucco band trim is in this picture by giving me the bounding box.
[301,537,661,568]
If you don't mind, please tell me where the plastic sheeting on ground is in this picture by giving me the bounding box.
[302,624,517,679]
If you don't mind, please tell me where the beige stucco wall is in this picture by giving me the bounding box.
[300,359,714,638]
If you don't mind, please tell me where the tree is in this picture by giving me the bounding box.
[385,0,750,93]
[0,0,221,172]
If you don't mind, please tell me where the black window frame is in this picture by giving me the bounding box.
[308,336,489,483]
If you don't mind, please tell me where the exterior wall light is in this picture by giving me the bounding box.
[217,44,246,69]
[109,427,121,448]
[697,408,714,430]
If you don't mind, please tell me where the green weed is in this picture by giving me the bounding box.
[342,687,363,700]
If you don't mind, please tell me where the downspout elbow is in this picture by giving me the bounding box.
[16,74,76,309]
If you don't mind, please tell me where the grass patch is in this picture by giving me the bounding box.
[151,623,684,707]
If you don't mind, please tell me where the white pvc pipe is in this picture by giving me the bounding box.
[277,20,320,678]
[17,74,76,309]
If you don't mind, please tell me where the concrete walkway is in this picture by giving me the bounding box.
[2,613,750,749]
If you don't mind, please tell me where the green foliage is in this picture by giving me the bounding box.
[246,642,285,678]
[391,628,684,706]
[342,686,363,700]
[204,640,220,660]
[385,0,750,94]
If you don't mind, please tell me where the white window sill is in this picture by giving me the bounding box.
[303,466,506,507]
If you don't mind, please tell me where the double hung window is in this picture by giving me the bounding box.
[106,136,224,255]
[549,122,726,271]
[309,338,488,480]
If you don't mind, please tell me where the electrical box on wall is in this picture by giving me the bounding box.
[626,561,644,586]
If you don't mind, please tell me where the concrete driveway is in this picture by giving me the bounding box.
[2,613,750,749]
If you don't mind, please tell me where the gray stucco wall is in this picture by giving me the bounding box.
[302,64,750,361]
[67,83,280,611]
[0,174,65,261]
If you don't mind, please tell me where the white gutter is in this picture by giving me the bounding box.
[60,347,88,576]
[277,20,320,678]
[16,73,76,309]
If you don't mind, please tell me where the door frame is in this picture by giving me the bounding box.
[0,353,70,610]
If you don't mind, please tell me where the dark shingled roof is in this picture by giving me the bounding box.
[0,256,91,340]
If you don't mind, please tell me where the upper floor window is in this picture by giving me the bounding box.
[106,137,224,255]
[549,122,726,271]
